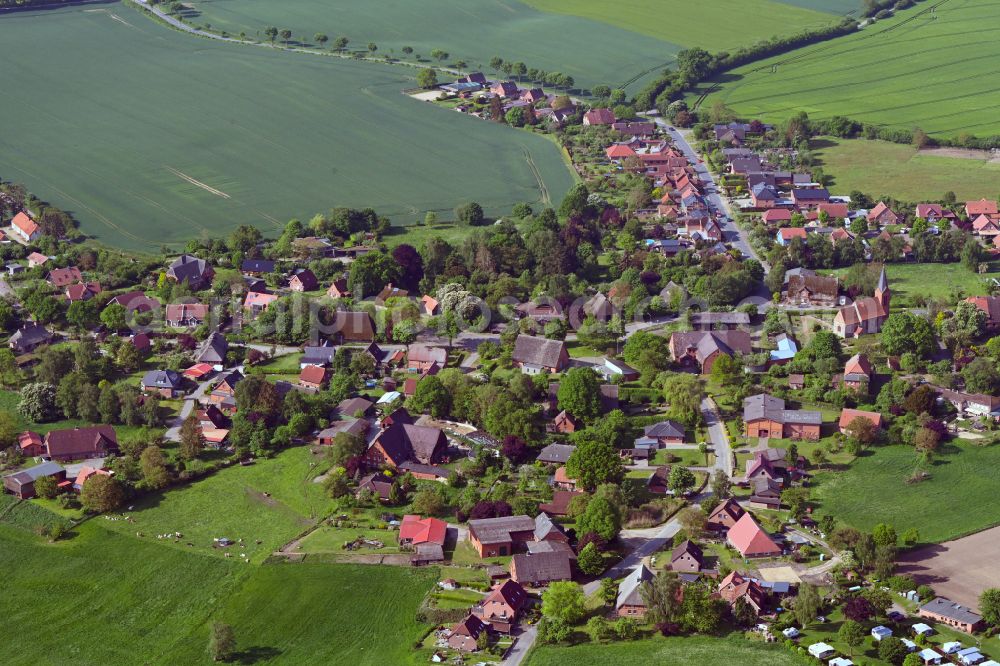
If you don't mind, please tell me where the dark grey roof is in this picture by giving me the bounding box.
[743,393,821,425]
[469,515,535,545]
[196,332,228,364]
[302,346,336,365]
[511,550,572,584]
[4,461,64,485]
[512,335,566,369]
[920,597,982,625]
[670,539,703,564]
[691,312,750,326]
[241,259,275,273]
[793,188,830,200]
[616,564,655,609]
[644,420,685,439]
[168,254,210,285]
[142,369,182,389]
[10,323,52,349]
[533,513,566,541]
[537,443,575,464]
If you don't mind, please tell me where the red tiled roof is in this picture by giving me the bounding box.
[727,513,781,557]
[839,408,882,430]
[966,198,999,217]
[298,364,327,385]
[399,515,447,545]
[779,227,807,241]
[12,211,39,236]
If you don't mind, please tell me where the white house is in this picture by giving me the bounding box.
[918,648,942,665]
[942,642,964,655]
[11,212,41,242]
[957,647,985,666]
[912,622,934,636]
[830,659,854,666]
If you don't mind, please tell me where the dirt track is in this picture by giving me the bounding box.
[896,525,1000,610]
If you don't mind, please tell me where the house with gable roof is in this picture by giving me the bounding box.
[512,335,568,374]
[727,513,781,557]
[616,564,655,618]
[668,330,752,375]
[743,393,821,440]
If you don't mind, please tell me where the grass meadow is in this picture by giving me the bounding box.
[526,635,808,666]
[812,441,1000,543]
[813,137,1000,202]
[523,0,850,51]
[698,0,1000,137]
[99,446,333,561]
[0,3,575,250]
[829,262,994,303]
[0,521,434,665]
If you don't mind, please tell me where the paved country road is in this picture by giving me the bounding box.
[701,396,734,478]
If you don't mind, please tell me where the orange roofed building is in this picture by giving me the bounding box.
[726,512,781,557]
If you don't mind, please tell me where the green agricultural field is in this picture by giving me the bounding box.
[812,441,1000,543]
[99,446,334,561]
[0,3,575,250]
[526,635,808,666]
[524,0,849,51]
[813,137,1000,202]
[0,520,434,664]
[698,0,1000,137]
[829,262,993,303]
[184,0,681,91]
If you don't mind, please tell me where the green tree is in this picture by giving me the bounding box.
[586,616,612,642]
[33,474,59,499]
[872,523,897,549]
[314,33,328,47]
[98,384,120,424]
[614,617,638,640]
[347,251,402,299]
[709,354,740,385]
[454,201,485,226]
[541,581,586,625]
[576,542,605,575]
[711,469,731,499]
[140,445,170,490]
[662,374,704,428]
[556,368,602,421]
[961,357,999,394]
[264,26,278,43]
[208,622,236,662]
[367,42,377,53]
[17,382,59,422]
[279,29,292,44]
[411,487,446,516]
[903,654,924,666]
[416,68,438,89]
[980,588,1000,627]
[794,583,821,627]
[806,330,842,360]
[576,496,621,542]
[180,414,204,461]
[323,467,351,498]
[409,374,451,418]
[565,436,624,492]
[839,619,865,656]
[67,299,100,330]
[879,636,908,665]
[881,312,935,357]
[941,301,986,351]
[327,431,366,466]
[600,577,617,606]
[668,466,696,496]
[641,570,681,625]
[81,474,125,513]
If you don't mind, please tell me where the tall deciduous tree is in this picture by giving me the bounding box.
[81,474,125,513]
[556,368,602,422]
[180,414,205,461]
[140,445,170,489]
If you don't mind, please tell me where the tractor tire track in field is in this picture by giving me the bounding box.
[694,0,955,110]
[164,166,231,198]
[522,148,550,207]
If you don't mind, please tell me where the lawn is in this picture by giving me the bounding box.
[698,0,1000,137]
[295,523,401,555]
[812,441,1000,543]
[183,0,682,91]
[812,137,1000,202]
[0,520,436,665]
[652,448,715,468]
[829,262,993,303]
[526,635,808,666]
[100,446,334,561]
[1,3,575,250]
[523,0,849,54]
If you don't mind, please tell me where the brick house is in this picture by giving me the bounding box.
[509,550,572,586]
[44,426,118,462]
[743,394,821,440]
[669,540,703,573]
[707,498,745,531]
[867,201,900,227]
[718,571,767,614]
[297,364,328,391]
[3,461,66,499]
[473,580,529,633]
[468,515,535,558]
[918,598,985,633]
[615,564,655,618]
[669,330,752,375]
[727,513,781,558]
[141,369,185,398]
[783,273,839,307]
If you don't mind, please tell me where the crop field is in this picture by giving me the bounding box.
[99,446,333,561]
[813,137,1000,202]
[0,521,434,664]
[698,0,1000,137]
[0,3,575,250]
[812,441,1000,543]
[184,0,680,91]
[526,635,807,666]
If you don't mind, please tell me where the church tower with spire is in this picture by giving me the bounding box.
[875,266,890,313]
